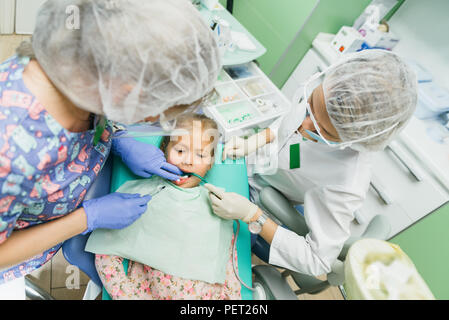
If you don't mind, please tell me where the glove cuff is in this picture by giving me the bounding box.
[81,200,94,235]
[242,203,259,223]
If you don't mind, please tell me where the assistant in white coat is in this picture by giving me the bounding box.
[207,50,418,277]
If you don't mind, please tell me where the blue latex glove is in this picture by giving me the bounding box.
[81,192,152,235]
[112,135,182,180]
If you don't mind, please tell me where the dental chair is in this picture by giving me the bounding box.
[61,136,254,300]
[251,186,391,300]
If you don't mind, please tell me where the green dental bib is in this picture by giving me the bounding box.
[85,176,233,284]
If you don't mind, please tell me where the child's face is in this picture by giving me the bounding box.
[165,124,216,188]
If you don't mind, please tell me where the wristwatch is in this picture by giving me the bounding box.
[248,212,268,234]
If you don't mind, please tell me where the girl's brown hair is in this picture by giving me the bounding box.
[160,113,219,157]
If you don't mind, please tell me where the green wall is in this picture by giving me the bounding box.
[270,0,373,87]
[221,0,319,79]
[220,0,371,88]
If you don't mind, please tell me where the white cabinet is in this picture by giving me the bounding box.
[281,48,328,102]
[290,49,327,84]
[15,0,46,34]
[0,0,15,34]
[365,141,449,237]
[282,33,449,238]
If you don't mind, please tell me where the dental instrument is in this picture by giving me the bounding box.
[184,172,208,184]
[151,185,166,197]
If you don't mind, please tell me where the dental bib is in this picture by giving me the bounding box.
[85,176,233,284]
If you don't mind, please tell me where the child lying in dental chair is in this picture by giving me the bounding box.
[85,114,241,300]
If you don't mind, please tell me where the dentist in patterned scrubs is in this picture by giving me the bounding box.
[0,0,220,298]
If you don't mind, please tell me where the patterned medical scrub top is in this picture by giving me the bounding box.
[0,56,113,284]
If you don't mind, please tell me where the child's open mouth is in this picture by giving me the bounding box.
[173,175,191,186]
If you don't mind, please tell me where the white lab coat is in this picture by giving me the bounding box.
[247,101,373,277]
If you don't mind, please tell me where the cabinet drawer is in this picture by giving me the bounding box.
[360,141,449,234]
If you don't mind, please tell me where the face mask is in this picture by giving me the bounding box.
[305,129,339,145]
[293,96,339,145]
[301,74,347,148]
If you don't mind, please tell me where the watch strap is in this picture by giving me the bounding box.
[256,212,268,226]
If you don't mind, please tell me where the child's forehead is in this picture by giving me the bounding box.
[169,132,192,143]
[168,132,212,148]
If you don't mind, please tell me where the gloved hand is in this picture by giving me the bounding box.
[112,135,182,180]
[81,192,152,234]
[222,130,271,161]
[204,183,259,223]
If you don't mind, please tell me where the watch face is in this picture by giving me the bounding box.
[249,221,262,234]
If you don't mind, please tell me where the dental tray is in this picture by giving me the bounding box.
[202,61,291,139]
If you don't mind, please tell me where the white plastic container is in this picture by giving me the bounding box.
[344,239,435,300]
[414,82,449,120]
[331,26,365,54]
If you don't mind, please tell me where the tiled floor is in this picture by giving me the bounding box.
[26,250,92,300]
[25,250,343,300]
[0,34,31,62]
[3,33,342,300]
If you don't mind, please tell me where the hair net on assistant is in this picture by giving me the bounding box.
[323,50,418,152]
[30,0,221,124]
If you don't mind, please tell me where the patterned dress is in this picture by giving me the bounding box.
[95,236,242,300]
[0,55,113,284]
